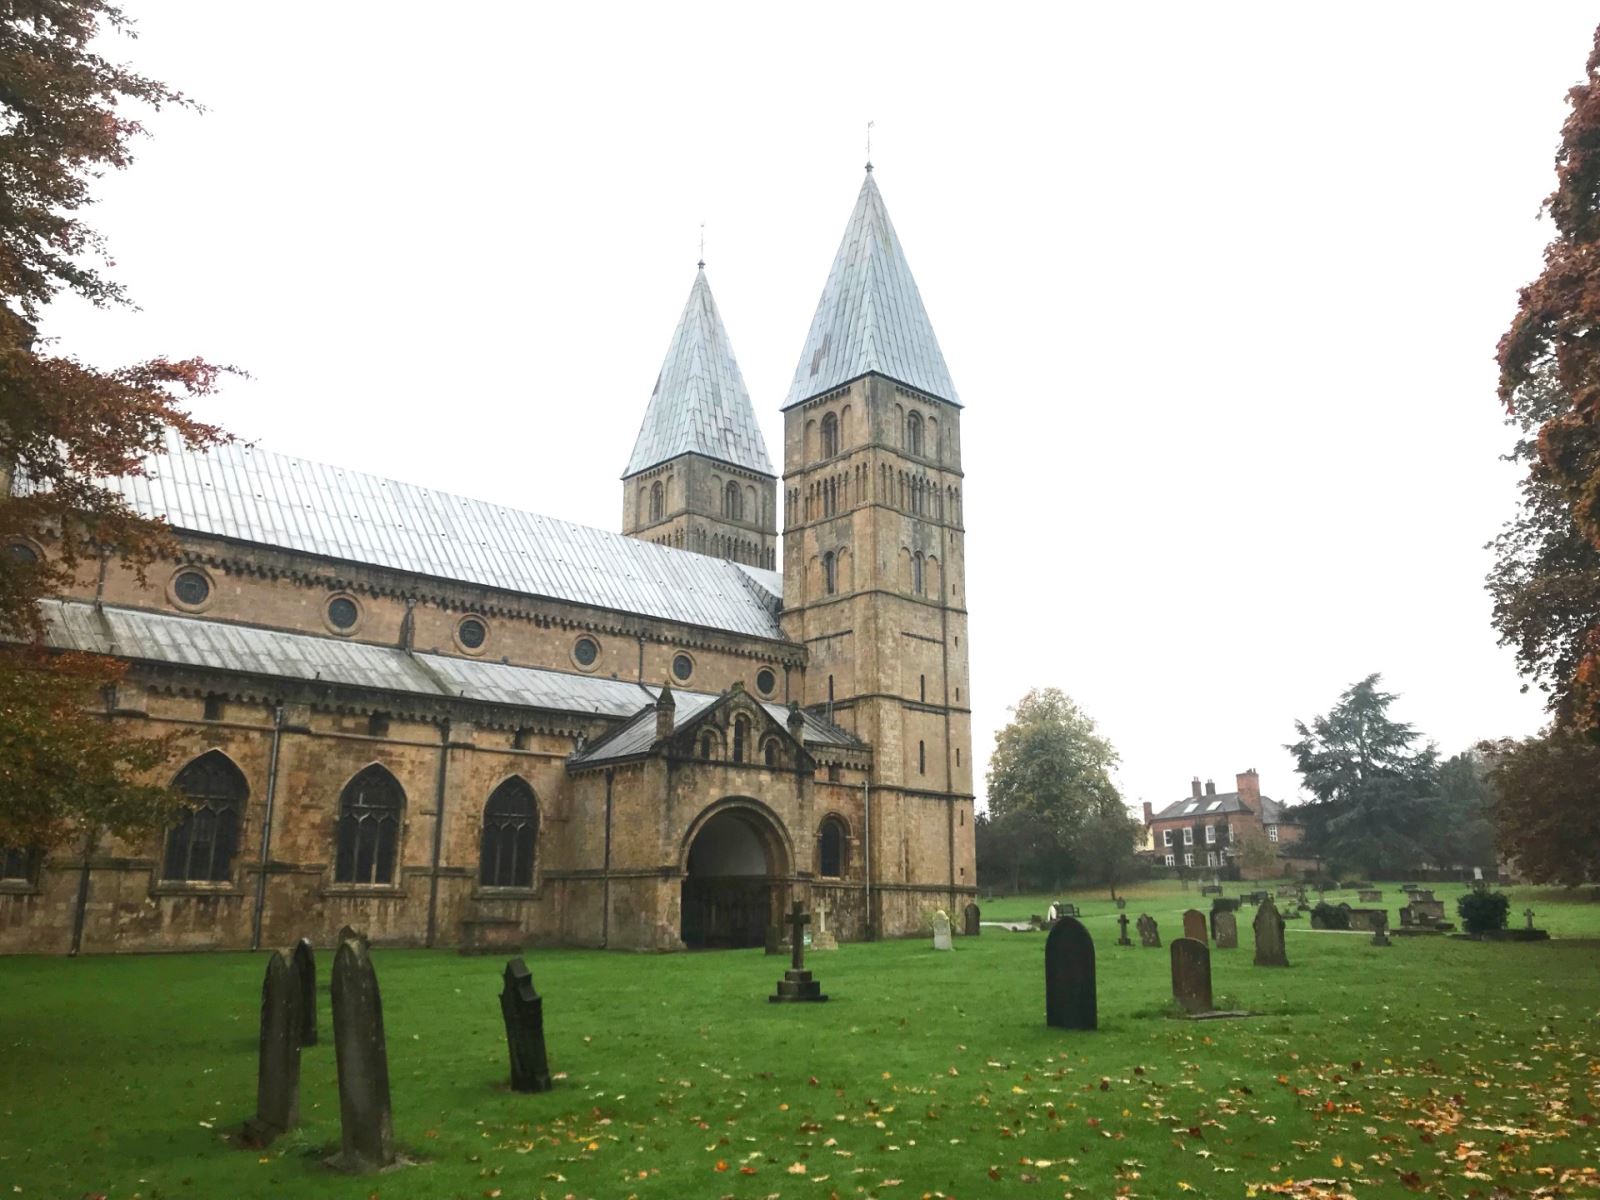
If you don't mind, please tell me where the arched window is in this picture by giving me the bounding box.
[733,716,749,763]
[818,817,847,878]
[700,732,716,760]
[821,412,839,458]
[912,552,924,596]
[724,481,742,521]
[823,551,837,595]
[479,777,538,889]
[764,739,779,767]
[649,481,664,522]
[906,411,924,457]
[162,751,247,882]
[334,765,404,885]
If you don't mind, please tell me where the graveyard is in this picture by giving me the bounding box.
[2,882,1598,1199]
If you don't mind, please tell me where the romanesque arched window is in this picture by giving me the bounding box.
[906,411,923,457]
[764,739,778,767]
[823,551,837,595]
[818,817,847,877]
[732,716,749,763]
[479,777,538,889]
[700,732,716,760]
[724,480,742,521]
[821,412,839,458]
[334,764,404,885]
[162,750,247,882]
[912,552,925,596]
[649,481,664,522]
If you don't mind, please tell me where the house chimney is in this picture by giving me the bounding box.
[1190,776,1202,800]
[1142,800,1153,825]
[1236,768,1260,806]
[655,682,676,741]
[1205,778,1216,796]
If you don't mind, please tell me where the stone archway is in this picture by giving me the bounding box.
[680,801,791,949]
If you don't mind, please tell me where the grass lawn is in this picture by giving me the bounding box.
[3,882,1598,1200]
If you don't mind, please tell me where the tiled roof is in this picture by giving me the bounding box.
[1150,791,1299,823]
[624,268,774,477]
[784,170,959,410]
[84,437,787,641]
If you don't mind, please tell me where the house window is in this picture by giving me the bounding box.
[1207,851,1217,867]
[1183,827,1194,846]
[1268,824,1279,843]
[818,817,847,877]
[1162,829,1173,848]
[1205,825,1216,845]
[2,847,35,883]
[649,481,664,522]
[1184,852,1194,867]
[733,717,749,763]
[821,412,839,458]
[162,751,247,883]
[334,765,404,885]
[1164,853,1175,867]
[479,778,537,889]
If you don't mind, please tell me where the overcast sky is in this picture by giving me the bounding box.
[43,3,1598,811]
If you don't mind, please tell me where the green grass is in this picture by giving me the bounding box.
[3,881,1598,1200]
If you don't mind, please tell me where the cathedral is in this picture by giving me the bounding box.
[0,168,977,954]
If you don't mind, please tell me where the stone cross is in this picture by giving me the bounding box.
[932,910,953,951]
[1253,898,1289,967]
[1525,907,1536,930]
[1212,910,1238,949]
[500,958,553,1093]
[1116,912,1132,946]
[1136,913,1160,947]
[241,950,303,1147]
[1182,909,1208,945]
[785,902,810,972]
[1170,937,1213,1014]
[771,901,827,1003]
[329,935,395,1172]
[292,937,317,1048]
[1044,916,1096,1030]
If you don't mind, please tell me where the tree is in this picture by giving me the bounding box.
[0,3,233,854]
[984,688,1124,890]
[1286,674,1439,876]
[1426,750,1498,870]
[1484,730,1600,885]
[1072,803,1142,899]
[1496,23,1600,730]
[1233,823,1278,877]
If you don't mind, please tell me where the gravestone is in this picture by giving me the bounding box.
[499,958,553,1093]
[1524,907,1536,931]
[963,902,981,936]
[241,950,303,1147]
[810,905,839,951]
[1212,910,1238,949]
[1253,898,1289,967]
[770,902,827,1002]
[1136,913,1160,947]
[1170,937,1213,1014]
[1359,889,1383,903]
[292,937,317,1048]
[764,924,785,955]
[1371,910,1392,947]
[1116,912,1133,946]
[931,910,953,951]
[1182,909,1208,944]
[329,936,396,1172]
[1043,916,1096,1030]
[336,924,368,954]
[1046,902,1061,923]
[1115,896,1127,910]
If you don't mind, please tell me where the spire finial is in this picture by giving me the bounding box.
[697,222,705,270]
[865,119,874,173]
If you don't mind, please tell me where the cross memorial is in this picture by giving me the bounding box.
[1525,907,1536,930]
[1116,912,1133,946]
[770,901,828,1003]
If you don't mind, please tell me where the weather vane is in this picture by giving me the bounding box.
[698,222,705,270]
[866,119,874,172]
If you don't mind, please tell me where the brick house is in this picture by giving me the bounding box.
[1143,770,1310,880]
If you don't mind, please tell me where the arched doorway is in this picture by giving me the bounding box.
[681,802,790,949]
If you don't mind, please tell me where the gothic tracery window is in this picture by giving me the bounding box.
[162,751,247,883]
[479,777,538,889]
[334,764,404,885]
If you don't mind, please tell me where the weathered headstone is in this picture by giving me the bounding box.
[1114,896,1127,910]
[1370,910,1392,947]
[1212,910,1238,949]
[1359,889,1383,903]
[1182,908,1208,945]
[1044,916,1096,1030]
[931,910,953,951]
[1116,912,1133,946]
[499,958,553,1093]
[1253,898,1289,967]
[770,902,827,1002]
[336,924,369,955]
[241,950,303,1147]
[292,937,317,1048]
[1136,913,1160,947]
[1170,937,1213,1014]
[329,936,396,1172]
[963,902,981,936]
[810,905,839,951]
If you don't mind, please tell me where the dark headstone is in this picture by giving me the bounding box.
[963,903,981,937]
[336,925,369,954]
[1044,916,1096,1030]
[500,958,553,1093]
[1115,896,1127,910]
[1182,909,1208,944]
[770,902,827,1002]
[241,950,302,1147]
[1136,913,1160,947]
[1170,937,1213,1014]
[1212,910,1238,949]
[1253,898,1289,967]
[329,936,395,1172]
[1116,912,1133,946]
[1371,910,1392,947]
[292,937,317,1048]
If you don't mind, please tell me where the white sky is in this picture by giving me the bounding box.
[43,2,1596,812]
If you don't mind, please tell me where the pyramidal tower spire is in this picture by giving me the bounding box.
[621,266,777,570]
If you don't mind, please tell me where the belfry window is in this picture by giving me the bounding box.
[479,777,538,889]
[912,552,924,596]
[334,765,404,885]
[723,481,742,521]
[906,411,924,457]
[649,481,664,522]
[818,817,847,877]
[821,412,839,458]
[823,551,837,595]
[162,751,247,883]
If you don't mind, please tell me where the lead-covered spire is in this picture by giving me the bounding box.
[625,268,773,478]
[784,171,959,410]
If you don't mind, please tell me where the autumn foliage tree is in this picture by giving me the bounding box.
[0,3,234,855]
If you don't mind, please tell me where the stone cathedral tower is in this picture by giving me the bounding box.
[622,265,778,568]
[780,168,976,933]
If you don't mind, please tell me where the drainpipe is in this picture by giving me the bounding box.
[636,635,645,683]
[862,775,872,941]
[250,705,286,951]
[68,827,99,956]
[601,769,615,948]
[424,721,450,948]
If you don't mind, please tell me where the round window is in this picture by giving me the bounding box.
[672,653,693,682]
[7,542,37,564]
[458,617,487,649]
[327,596,359,630]
[173,570,210,607]
[756,668,776,696]
[574,636,598,667]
